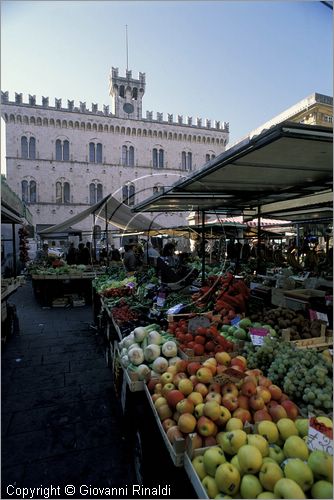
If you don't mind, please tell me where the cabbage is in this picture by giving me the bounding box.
[161,341,178,358]
[144,344,161,362]
[152,357,169,374]
[147,330,162,345]
[128,347,144,366]
[137,364,151,381]
[123,333,135,349]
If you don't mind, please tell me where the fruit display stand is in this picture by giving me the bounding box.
[144,383,186,466]
[183,448,209,499]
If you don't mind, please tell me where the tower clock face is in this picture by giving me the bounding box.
[123,102,134,114]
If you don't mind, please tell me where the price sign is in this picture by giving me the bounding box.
[214,368,246,385]
[307,417,333,456]
[249,327,269,346]
[188,315,211,333]
[231,315,241,326]
[309,309,329,325]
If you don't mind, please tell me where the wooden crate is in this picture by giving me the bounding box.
[184,444,211,499]
[144,383,185,466]
[282,327,333,350]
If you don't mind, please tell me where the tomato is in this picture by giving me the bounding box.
[193,344,205,356]
[177,333,186,343]
[194,335,205,345]
[187,341,195,349]
[184,333,193,343]
[196,326,207,335]
[205,340,216,352]
[209,325,219,336]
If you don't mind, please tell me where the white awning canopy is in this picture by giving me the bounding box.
[38,194,162,235]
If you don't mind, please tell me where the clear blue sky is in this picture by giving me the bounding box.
[1,1,332,144]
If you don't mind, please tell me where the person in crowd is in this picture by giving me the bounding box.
[76,243,86,264]
[66,242,77,265]
[123,244,137,272]
[143,241,160,266]
[99,247,107,264]
[81,242,91,265]
[36,243,49,261]
[110,248,121,262]
[157,242,179,284]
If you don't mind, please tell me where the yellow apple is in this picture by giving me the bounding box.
[215,463,240,496]
[283,458,314,492]
[257,421,279,444]
[226,418,243,431]
[203,446,226,477]
[192,455,206,480]
[217,429,247,455]
[247,434,269,457]
[178,378,194,395]
[240,474,263,498]
[238,444,263,474]
[311,480,333,499]
[283,435,309,461]
[202,475,219,499]
[259,461,283,491]
[273,478,306,499]
[307,450,333,482]
[276,418,298,440]
[187,391,203,406]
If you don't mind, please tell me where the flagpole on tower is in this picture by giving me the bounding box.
[126,24,129,71]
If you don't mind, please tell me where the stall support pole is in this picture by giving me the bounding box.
[201,210,206,285]
[296,223,300,263]
[256,207,261,274]
[105,203,109,266]
[93,213,97,262]
[12,223,17,277]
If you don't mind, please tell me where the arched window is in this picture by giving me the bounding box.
[153,148,165,169]
[21,136,28,158]
[205,153,216,163]
[21,136,36,159]
[89,142,102,163]
[63,140,69,160]
[21,179,36,203]
[181,151,192,171]
[56,139,62,160]
[153,185,164,195]
[56,139,70,160]
[89,182,103,204]
[56,180,70,204]
[122,145,135,166]
[122,184,135,206]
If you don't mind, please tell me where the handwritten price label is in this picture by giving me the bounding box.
[214,368,246,385]
[309,309,329,325]
[249,327,269,346]
[188,316,211,333]
[307,418,333,456]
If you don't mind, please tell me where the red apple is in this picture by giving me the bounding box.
[209,382,221,394]
[243,375,258,386]
[157,404,173,421]
[258,375,272,387]
[173,372,188,386]
[166,389,186,408]
[162,418,176,431]
[196,367,213,384]
[222,382,238,397]
[189,375,198,385]
[249,394,265,411]
[187,361,202,376]
[233,407,252,424]
[221,393,239,411]
[194,383,209,398]
[237,395,250,410]
[231,357,246,371]
[268,403,288,422]
[253,409,273,422]
[176,398,194,415]
[268,384,282,401]
[147,378,160,393]
[241,380,257,397]
[175,359,188,373]
[187,391,204,406]
[280,400,299,420]
[197,416,217,437]
[279,393,290,403]
[203,436,217,447]
[205,392,222,404]
[166,425,183,444]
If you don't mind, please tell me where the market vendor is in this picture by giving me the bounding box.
[156,243,180,284]
[123,244,137,272]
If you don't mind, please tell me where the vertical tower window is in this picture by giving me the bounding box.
[56,180,70,204]
[89,142,102,163]
[89,182,103,204]
[182,151,192,171]
[153,148,164,168]
[21,179,36,203]
[21,136,36,159]
[122,145,135,166]
[56,139,70,160]
[122,184,135,206]
[206,153,216,163]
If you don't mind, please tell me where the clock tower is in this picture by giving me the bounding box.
[109,67,146,119]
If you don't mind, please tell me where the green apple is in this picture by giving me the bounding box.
[202,475,219,499]
[240,474,263,499]
[311,480,333,499]
[283,458,313,492]
[273,478,306,499]
[276,418,298,441]
[217,430,247,455]
[263,457,278,465]
[247,434,269,457]
[259,461,283,491]
[230,455,242,474]
[238,444,263,474]
[203,446,226,477]
[283,435,309,461]
[294,418,309,438]
[215,462,240,496]
[192,455,207,481]
[268,444,285,464]
[257,421,279,444]
[257,492,278,499]
[307,450,333,482]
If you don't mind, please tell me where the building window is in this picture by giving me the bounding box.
[122,145,135,166]
[56,180,70,204]
[181,151,192,171]
[89,142,102,163]
[205,153,216,163]
[21,136,36,159]
[21,179,36,203]
[153,185,164,195]
[153,148,164,168]
[89,182,103,204]
[55,139,69,161]
[324,115,333,123]
[122,184,135,206]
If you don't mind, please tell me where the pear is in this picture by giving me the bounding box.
[283,435,309,461]
[247,434,269,457]
[276,418,298,440]
[283,458,314,492]
[307,450,333,482]
[311,480,333,499]
[240,474,263,499]
[259,461,283,491]
[273,478,306,499]
[238,444,263,474]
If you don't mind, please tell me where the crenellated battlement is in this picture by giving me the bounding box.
[1,89,229,132]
